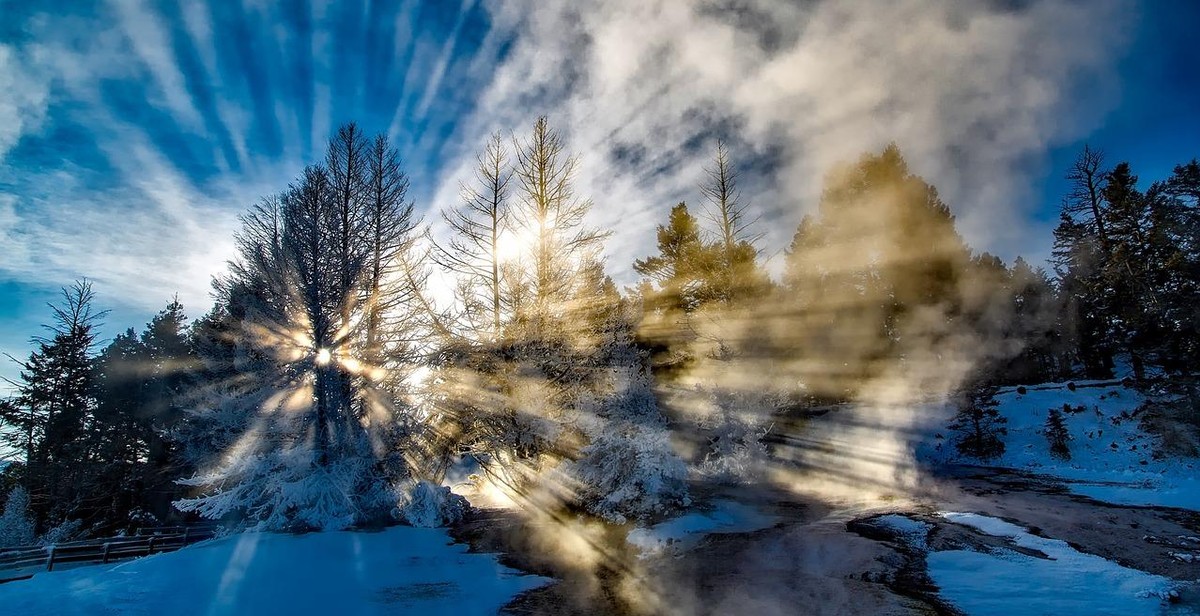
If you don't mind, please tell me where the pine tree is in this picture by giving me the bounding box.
[634,202,715,312]
[11,280,105,525]
[1002,257,1068,383]
[782,144,973,395]
[948,384,1007,460]
[136,299,198,521]
[91,327,147,529]
[1158,160,1200,370]
[1045,407,1071,460]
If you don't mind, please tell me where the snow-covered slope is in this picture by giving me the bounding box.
[0,527,549,615]
[874,512,1184,615]
[919,381,1200,510]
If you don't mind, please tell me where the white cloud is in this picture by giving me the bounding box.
[432,0,1130,281]
[0,44,51,160]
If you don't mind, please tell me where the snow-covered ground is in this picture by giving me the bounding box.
[919,380,1200,510]
[0,527,549,615]
[870,512,1192,615]
[928,512,1186,616]
[626,499,777,557]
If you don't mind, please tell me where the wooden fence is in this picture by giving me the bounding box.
[0,525,218,583]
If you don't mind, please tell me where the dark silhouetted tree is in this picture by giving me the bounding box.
[949,384,1007,460]
[1045,407,1071,460]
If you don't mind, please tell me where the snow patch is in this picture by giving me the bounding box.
[0,527,549,615]
[872,513,931,550]
[929,511,1185,616]
[626,500,776,557]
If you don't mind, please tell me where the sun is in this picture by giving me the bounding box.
[315,348,332,366]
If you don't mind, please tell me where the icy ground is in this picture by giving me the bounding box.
[918,380,1200,510]
[0,526,549,615]
[625,498,778,557]
[873,512,1193,616]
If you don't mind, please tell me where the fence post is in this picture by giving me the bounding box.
[183,527,190,544]
[102,542,111,564]
[45,546,56,572]
[147,536,156,556]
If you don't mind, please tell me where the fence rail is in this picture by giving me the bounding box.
[0,526,217,583]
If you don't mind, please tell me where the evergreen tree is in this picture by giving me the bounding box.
[91,327,147,529]
[136,299,197,521]
[11,280,105,525]
[1045,407,1071,460]
[948,384,1007,460]
[634,202,715,313]
[1158,160,1200,371]
[1100,162,1154,380]
[780,144,974,395]
[1001,257,1069,383]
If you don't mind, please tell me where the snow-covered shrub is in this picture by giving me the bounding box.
[38,519,83,546]
[128,508,160,527]
[564,366,689,523]
[174,377,403,532]
[177,448,393,532]
[0,486,35,547]
[696,386,775,483]
[398,481,470,528]
[567,417,689,523]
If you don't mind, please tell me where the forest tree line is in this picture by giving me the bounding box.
[2,118,1198,542]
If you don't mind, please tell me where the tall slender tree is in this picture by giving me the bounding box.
[699,141,763,303]
[10,280,105,524]
[431,132,512,339]
[512,117,609,333]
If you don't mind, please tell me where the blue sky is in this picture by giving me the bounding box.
[0,0,1196,391]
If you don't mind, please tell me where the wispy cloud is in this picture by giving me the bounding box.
[0,0,1132,326]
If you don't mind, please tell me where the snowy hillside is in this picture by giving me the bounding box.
[919,380,1200,510]
[0,527,548,616]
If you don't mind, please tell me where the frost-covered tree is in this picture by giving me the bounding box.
[175,126,423,531]
[0,486,35,547]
